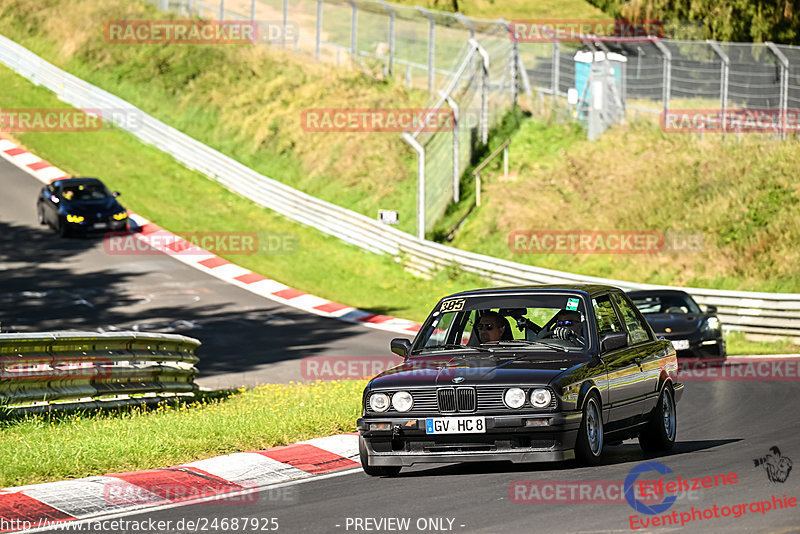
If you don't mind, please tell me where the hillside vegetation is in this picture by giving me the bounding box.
[444,117,800,293]
[588,0,798,44]
[388,0,606,19]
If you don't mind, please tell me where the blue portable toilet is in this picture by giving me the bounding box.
[574,50,627,124]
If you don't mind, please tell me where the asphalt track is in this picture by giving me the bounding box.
[43,377,800,533]
[3,157,799,533]
[0,157,398,389]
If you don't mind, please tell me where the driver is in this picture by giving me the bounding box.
[476,311,508,343]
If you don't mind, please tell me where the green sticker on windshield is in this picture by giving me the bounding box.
[566,298,580,311]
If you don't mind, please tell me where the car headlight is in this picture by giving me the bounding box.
[530,388,552,408]
[66,214,84,223]
[112,211,128,221]
[392,391,413,412]
[369,393,390,412]
[504,387,526,409]
[706,317,720,330]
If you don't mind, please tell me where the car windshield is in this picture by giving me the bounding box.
[630,293,701,314]
[412,293,590,355]
[61,183,110,201]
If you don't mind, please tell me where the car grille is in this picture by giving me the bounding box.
[365,386,556,414]
[437,387,476,413]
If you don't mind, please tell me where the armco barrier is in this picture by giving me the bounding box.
[1,34,798,337]
[0,332,200,412]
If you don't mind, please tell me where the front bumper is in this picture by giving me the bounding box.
[67,217,128,233]
[358,412,581,466]
[662,334,725,358]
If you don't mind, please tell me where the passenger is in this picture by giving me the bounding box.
[549,310,584,342]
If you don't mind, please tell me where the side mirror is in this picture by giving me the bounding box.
[600,331,628,352]
[112,191,121,197]
[706,305,717,314]
[390,338,412,359]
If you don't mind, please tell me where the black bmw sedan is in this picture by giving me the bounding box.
[36,177,128,237]
[358,284,683,476]
[627,289,726,359]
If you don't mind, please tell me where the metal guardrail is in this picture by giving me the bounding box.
[0,332,200,412]
[1,35,798,337]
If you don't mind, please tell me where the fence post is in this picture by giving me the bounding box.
[218,0,225,21]
[402,133,426,240]
[652,37,671,113]
[552,39,560,107]
[500,19,519,106]
[471,39,490,145]
[315,0,322,60]
[417,7,435,93]
[250,0,255,22]
[378,0,395,77]
[282,0,288,49]
[707,40,729,134]
[441,92,460,203]
[347,0,358,65]
[766,42,789,141]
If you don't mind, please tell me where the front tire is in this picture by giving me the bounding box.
[37,205,46,225]
[575,393,604,466]
[57,218,68,237]
[639,385,676,453]
[359,436,401,477]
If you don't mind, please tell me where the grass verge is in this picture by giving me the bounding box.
[0,381,364,487]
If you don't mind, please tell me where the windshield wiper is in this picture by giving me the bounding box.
[412,344,490,354]
[486,339,570,352]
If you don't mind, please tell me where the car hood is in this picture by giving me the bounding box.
[61,198,123,215]
[644,313,706,335]
[368,351,589,388]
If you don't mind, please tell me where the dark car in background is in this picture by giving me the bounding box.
[627,289,725,358]
[37,177,128,237]
[357,284,683,476]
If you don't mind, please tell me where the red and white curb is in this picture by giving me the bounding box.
[0,136,421,336]
[0,434,360,532]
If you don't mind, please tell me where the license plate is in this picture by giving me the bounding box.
[672,339,689,350]
[425,416,485,434]
[94,222,108,229]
